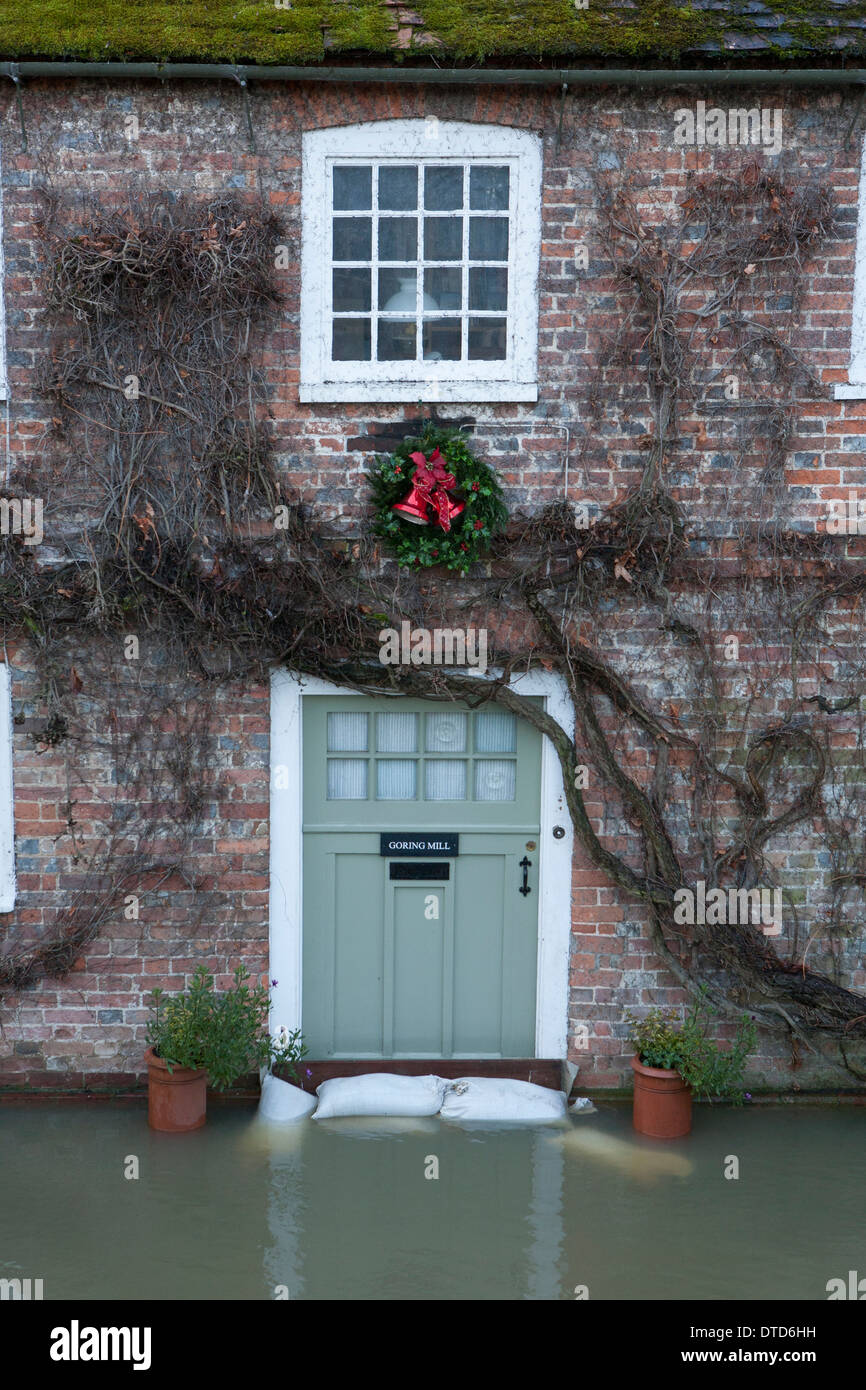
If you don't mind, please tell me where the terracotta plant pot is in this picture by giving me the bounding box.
[631,1055,692,1139]
[145,1047,208,1132]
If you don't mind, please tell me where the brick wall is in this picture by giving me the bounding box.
[0,78,864,1088]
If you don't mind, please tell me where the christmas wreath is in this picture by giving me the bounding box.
[369,426,507,573]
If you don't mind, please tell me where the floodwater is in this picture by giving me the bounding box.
[0,1101,862,1300]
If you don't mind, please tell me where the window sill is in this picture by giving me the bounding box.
[300,380,538,404]
[834,382,866,399]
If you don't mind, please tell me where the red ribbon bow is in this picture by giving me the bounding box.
[409,448,458,532]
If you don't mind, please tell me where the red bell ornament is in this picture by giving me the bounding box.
[392,483,431,526]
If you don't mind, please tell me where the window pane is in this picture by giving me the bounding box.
[328,759,368,800]
[423,319,462,362]
[470,166,509,210]
[333,267,371,312]
[332,318,371,361]
[469,266,507,311]
[424,166,464,210]
[424,217,462,261]
[379,269,416,311]
[333,217,372,261]
[378,319,417,361]
[379,217,417,261]
[327,711,368,752]
[377,760,417,800]
[468,317,506,361]
[333,166,372,210]
[376,712,418,753]
[426,711,467,753]
[425,267,462,311]
[474,759,516,801]
[469,217,508,261]
[475,710,516,752]
[425,760,467,801]
[379,165,418,210]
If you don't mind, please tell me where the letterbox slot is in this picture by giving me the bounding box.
[389,862,450,881]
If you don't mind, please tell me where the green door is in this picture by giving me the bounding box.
[302,696,543,1058]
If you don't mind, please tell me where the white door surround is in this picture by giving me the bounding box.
[269,669,574,1058]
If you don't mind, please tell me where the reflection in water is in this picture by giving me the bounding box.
[0,1102,862,1299]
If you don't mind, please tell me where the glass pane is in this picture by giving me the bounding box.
[425,760,467,801]
[379,165,418,211]
[333,166,372,210]
[423,319,461,362]
[475,710,516,752]
[470,166,509,210]
[327,711,368,752]
[333,218,372,261]
[379,269,416,311]
[468,317,507,361]
[469,216,508,261]
[474,759,516,802]
[333,267,371,312]
[332,318,371,361]
[378,319,417,361]
[426,711,467,753]
[379,217,417,261]
[424,217,462,261]
[469,266,507,312]
[327,759,368,800]
[425,267,462,311]
[377,760,417,800]
[424,166,464,210]
[376,711,418,753]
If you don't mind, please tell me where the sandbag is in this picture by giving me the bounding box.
[439,1076,567,1123]
[313,1072,447,1119]
[258,1072,317,1123]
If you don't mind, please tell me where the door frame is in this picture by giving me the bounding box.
[269,669,575,1058]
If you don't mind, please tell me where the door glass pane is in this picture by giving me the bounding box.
[475,710,516,752]
[327,759,368,800]
[376,712,418,753]
[426,711,467,752]
[327,711,368,751]
[333,166,372,210]
[474,759,516,802]
[333,218,372,261]
[470,166,509,210]
[379,217,417,262]
[377,760,417,800]
[425,760,467,801]
[469,216,508,261]
[424,166,464,210]
[379,165,418,210]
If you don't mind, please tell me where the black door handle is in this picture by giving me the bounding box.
[519,857,532,896]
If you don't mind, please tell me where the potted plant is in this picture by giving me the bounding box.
[145,965,306,1132]
[626,993,756,1139]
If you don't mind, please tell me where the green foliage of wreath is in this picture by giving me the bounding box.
[369,425,508,574]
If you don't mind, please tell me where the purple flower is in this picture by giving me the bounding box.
[745,1092,752,1100]
[305,1067,313,1078]
[271,979,278,987]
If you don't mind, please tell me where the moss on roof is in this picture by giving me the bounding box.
[0,0,865,67]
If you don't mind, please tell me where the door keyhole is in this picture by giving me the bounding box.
[519,857,532,896]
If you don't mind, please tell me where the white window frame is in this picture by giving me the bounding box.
[0,664,15,912]
[300,120,542,404]
[836,133,866,399]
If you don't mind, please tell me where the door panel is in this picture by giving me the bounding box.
[302,697,542,1058]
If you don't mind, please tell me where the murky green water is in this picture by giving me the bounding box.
[0,1101,861,1300]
